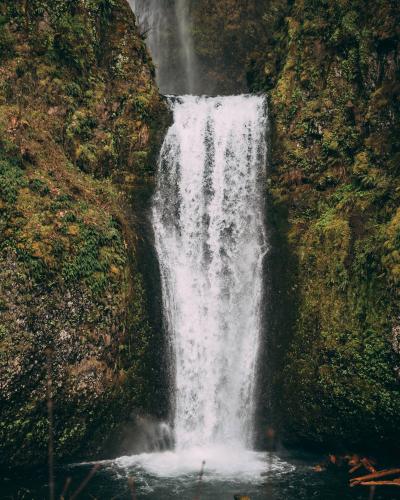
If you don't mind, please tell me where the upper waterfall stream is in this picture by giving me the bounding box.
[129,0,198,94]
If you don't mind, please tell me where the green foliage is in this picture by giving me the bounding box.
[52,13,96,72]
[0,159,24,204]
[16,246,51,282]
[0,0,168,469]
[29,178,50,196]
[62,220,126,294]
[64,81,83,99]
[66,111,98,141]
[0,134,26,239]
[0,14,14,61]
[247,0,400,451]
[132,95,151,118]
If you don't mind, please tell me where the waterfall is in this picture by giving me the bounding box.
[118,1,281,480]
[152,95,268,452]
[129,0,198,94]
[174,0,197,94]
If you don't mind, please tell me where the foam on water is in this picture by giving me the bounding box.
[116,446,292,481]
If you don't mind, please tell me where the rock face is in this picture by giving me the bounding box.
[190,0,269,94]
[251,0,400,452]
[0,0,169,466]
[1,0,399,467]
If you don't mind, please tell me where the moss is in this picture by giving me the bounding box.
[189,0,276,94]
[0,0,169,467]
[0,13,14,61]
[247,0,400,452]
[383,209,400,288]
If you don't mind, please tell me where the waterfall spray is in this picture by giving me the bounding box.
[118,2,293,482]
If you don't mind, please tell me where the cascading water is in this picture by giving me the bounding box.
[129,0,198,94]
[152,95,268,452]
[174,0,197,94]
[116,95,291,479]
[116,0,293,485]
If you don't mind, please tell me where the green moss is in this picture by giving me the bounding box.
[0,14,14,61]
[61,220,126,294]
[0,159,25,204]
[247,0,400,451]
[0,0,168,467]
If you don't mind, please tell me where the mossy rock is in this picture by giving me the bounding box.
[0,0,169,467]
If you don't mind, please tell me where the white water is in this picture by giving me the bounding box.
[116,446,291,482]
[129,0,198,94]
[136,95,266,472]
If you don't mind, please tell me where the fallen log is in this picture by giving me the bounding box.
[358,479,400,487]
[350,468,400,487]
[361,457,376,473]
[349,463,362,474]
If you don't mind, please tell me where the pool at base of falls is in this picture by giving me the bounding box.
[2,449,392,500]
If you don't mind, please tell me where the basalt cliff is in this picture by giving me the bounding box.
[1,0,399,467]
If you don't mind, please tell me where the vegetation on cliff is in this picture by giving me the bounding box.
[1,0,399,469]
[190,0,269,94]
[0,0,168,467]
[251,0,400,452]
